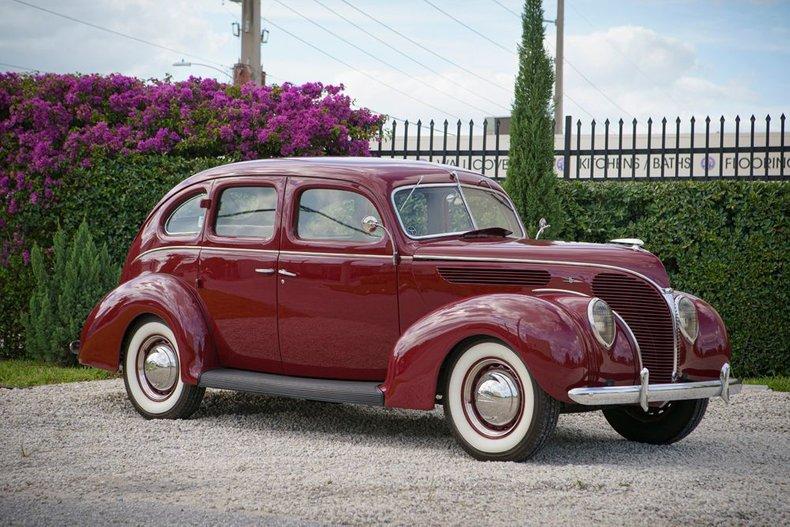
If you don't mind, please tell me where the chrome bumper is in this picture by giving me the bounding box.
[568,363,741,411]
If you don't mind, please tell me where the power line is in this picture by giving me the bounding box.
[423,0,513,54]
[0,61,38,72]
[338,0,510,95]
[311,0,510,114]
[270,0,497,116]
[262,16,461,119]
[489,0,520,17]
[430,0,629,118]
[10,0,227,69]
[567,0,686,112]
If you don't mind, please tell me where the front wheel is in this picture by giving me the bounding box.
[602,399,708,444]
[443,340,560,462]
[123,318,204,419]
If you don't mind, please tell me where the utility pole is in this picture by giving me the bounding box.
[553,0,564,134]
[231,0,263,86]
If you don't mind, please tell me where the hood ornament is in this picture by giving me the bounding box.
[535,218,551,239]
[610,238,644,250]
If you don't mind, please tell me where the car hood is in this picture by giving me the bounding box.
[412,237,671,288]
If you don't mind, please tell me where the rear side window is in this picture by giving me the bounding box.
[165,193,206,236]
[215,186,277,239]
[297,188,382,242]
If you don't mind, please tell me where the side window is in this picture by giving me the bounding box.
[164,193,206,236]
[297,188,383,242]
[215,186,277,239]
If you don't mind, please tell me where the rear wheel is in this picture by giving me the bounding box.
[602,399,708,444]
[123,318,204,419]
[443,340,560,462]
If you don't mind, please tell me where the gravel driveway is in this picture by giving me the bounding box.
[1,379,788,526]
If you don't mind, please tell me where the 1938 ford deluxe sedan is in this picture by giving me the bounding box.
[76,157,740,461]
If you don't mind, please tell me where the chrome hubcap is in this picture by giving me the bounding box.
[463,358,523,437]
[474,370,521,426]
[137,336,178,400]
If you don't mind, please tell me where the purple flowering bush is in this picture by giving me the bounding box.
[0,72,382,357]
[0,72,382,262]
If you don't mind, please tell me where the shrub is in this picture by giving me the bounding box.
[0,73,383,261]
[1,155,225,357]
[22,221,118,364]
[558,179,789,377]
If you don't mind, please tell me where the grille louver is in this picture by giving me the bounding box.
[592,272,675,383]
[438,267,550,287]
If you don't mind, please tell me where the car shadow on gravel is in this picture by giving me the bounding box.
[101,388,734,465]
[196,389,454,443]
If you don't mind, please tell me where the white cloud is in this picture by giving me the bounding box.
[561,25,771,123]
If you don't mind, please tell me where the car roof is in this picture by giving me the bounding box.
[188,157,463,184]
[149,157,506,224]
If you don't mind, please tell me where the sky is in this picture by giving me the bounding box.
[0,0,788,125]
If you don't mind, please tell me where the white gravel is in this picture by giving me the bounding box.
[1,379,788,526]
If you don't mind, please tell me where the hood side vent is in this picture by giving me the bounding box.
[438,267,550,287]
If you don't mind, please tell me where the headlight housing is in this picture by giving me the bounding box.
[675,295,699,343]
[588,298,616,348]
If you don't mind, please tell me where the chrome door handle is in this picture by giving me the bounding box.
[255,268,276,275]
[278,269,297,277]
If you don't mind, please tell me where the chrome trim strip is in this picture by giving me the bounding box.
[412,254,667,290]
[568,364,741,407]
[613,312,643,372]
[136,246,394,262]
[390,182,526,240]
[664,289,680,381]
[201,246,278,255]
[135,245,201,260]
[532,288,590,297]
[279,250,393,260]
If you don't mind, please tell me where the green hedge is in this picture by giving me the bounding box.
[0,155,231,357]
[557,180,789,377]
[2,156,787,376]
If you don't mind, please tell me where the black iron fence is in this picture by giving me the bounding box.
[371,114,788,181]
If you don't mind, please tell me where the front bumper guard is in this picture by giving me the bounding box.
[568,363,741,411]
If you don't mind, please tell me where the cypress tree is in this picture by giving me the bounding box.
[504,0,563,237]
[24,220,120,365]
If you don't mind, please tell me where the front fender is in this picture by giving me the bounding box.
[78,273,218,384]
[678,293,731,380]
[383,293,638,410]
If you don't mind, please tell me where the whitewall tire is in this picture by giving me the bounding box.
[443,340,560,461]
[123,318,204,419]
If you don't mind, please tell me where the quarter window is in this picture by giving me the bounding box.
[164,193,206,236]
[215,186,277,239]
[297,188,383,242]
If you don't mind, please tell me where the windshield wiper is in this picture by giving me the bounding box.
[460,227,513,239]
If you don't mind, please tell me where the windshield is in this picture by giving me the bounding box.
[392,184,523,239]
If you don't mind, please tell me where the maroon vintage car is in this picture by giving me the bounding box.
[76,157,740,461]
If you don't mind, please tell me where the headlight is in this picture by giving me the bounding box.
[588,298,616,348]
[675,295,699,343]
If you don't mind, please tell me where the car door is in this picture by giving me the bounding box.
[198,176,284,373]
[277,177,400,381]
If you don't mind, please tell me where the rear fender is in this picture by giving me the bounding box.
[78,273,217,384]
[383,294,599,410]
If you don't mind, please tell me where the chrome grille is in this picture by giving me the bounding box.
[592,273,675,383]
[438,267,550,287]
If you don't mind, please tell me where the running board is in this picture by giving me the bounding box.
[198,368,384,406]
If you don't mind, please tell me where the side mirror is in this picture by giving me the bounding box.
[361,215,380,234]
[535,217,551,239]
[361,216,399,265]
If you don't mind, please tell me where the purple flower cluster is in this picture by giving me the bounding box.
[0,73,383,262]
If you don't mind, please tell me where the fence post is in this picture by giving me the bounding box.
[563,115,572,179]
